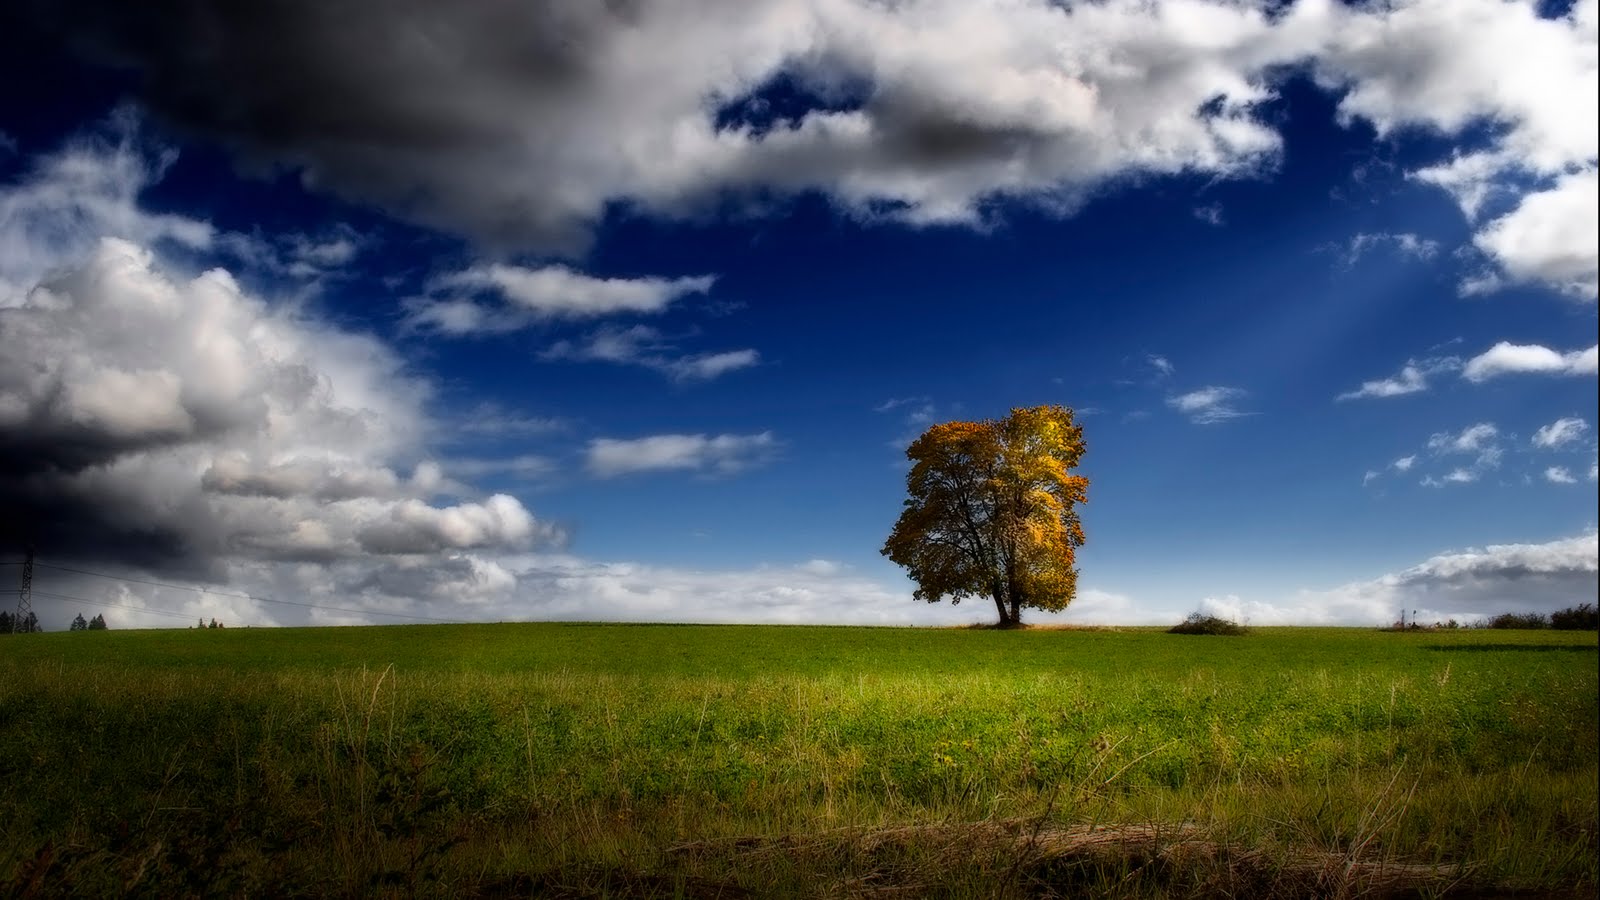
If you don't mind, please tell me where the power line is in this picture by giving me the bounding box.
[30,590,217,622]
[37,563,258,600]
[31,561,462,624]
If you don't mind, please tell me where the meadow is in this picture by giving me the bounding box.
[0,623,1594,897]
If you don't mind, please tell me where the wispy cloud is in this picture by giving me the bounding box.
[405,265,716,334]
[1533,417,1590,449]
[542,325,759,383]
[874,396,932,415]
[1167,386,1249,424]
[1420,422,1503,487]
[1328,231,1440,267]
[1193,205,1224,226]
[1336,356,1461,401]
[586,432,777,478]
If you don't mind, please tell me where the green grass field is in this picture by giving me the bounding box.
[1,624,1595,897]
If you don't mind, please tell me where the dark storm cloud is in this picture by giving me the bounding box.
[25,0,631,250]
[16,0,1316,251]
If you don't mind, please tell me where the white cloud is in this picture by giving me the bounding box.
[586,432,778,478]
[0,238,559,581]
[1461,341,1599,382]
[0,111,213,304]
[1392,455,1416,472]
[1333,231,1440,267]
[1533,417,1590,449]
[668,349,763,381]
[540,325,760,382]
[1427,422,1499,455]
[1362,469,1380,486]
[217,224,365,283]
[1167,386,1249,424]
[25,0,1593,309]
[1309,0,1597,299]
[1419,422,1502,486]
[875,396,933,414]
[407,264,717,334]
[1422,467,1480,487]
[1193,205,1224,226]
[1544,466,1577,484]
[1469,170,1599,301]
[1337,355,1461,401]
[1146,354,1175,378]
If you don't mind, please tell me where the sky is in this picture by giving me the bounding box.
[0,0,1595,630]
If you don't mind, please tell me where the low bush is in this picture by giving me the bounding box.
[1487,612,1547,630]
[1550,603,1599,631]
[1168,613,1248,636]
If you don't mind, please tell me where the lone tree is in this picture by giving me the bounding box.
[882,405,1088,627]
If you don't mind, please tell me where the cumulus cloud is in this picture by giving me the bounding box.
[1544,466,1577,484]
[0,238,557,578]
[1392,455,1416,472]
[1533,417,1590,449]
[1337,355,1461,401]
[406,264,716,334]
[1461,341,1599,382]
[1311,0,1597,299]
[541,325,759,382]
[586,432,778,478]
[1466,170,1599,301]
[0,110,212,303]
[1167,386,1250,424]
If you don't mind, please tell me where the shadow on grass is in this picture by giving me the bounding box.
[1425,644,1598,653]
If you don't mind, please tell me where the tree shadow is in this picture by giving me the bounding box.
[1425,643,1597,653]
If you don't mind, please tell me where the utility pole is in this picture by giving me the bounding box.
[13,547,33,633]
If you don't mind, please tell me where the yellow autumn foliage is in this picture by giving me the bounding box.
[881,405,1087,626]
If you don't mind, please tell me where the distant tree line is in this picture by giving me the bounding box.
[1488,603,1598,630]
[0,610,41,633]
[69,613,109,631]
[1389,603,1598,632]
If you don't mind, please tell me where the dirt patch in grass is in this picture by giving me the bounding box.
[666,820,1488,899]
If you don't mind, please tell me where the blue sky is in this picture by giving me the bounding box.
[1,0,1595,628]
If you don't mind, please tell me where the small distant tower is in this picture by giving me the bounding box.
[13,546,33,633]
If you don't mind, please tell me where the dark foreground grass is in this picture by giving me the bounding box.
[1,624,1595,897]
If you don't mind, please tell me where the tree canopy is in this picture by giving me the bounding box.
[881,405,1088,626]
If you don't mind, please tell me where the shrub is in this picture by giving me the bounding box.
[1550,603,1599,631]
[1487,612,1547,630]
[1169,613,1248,636]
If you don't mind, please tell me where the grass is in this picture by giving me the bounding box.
[0,623,1594,897]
